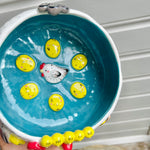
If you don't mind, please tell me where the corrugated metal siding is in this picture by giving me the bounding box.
[0,0,150,147]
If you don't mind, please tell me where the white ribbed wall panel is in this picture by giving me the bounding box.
[0,0,150,148]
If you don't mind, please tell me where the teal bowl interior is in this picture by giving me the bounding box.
[0,14,119,137]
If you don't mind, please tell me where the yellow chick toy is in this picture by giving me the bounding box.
[52,133,64,147]
[72,54,87,70]
[40,135,53,148]
[74,130,85,141]
[20,83,39,100]
[45,39,61,58]
[48,94,64,111]
[9,134,25,145]
[70,82,87,99]
[16,55,35,72]
[64,131,75,144]
[83,127,94,138]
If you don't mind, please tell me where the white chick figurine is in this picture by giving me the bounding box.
[40,63,68,83]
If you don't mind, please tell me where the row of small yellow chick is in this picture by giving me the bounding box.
[40,126,94,147]
[9,127,94,147]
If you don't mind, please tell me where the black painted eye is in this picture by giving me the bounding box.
[57,72,61,77]
[49,5,55,8]
[45,70,47,71]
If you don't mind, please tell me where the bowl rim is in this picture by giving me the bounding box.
[0,8,122,142]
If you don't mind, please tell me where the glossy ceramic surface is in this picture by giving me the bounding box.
[0,14,119,137]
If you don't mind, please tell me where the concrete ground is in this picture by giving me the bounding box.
[77,142,150,150]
